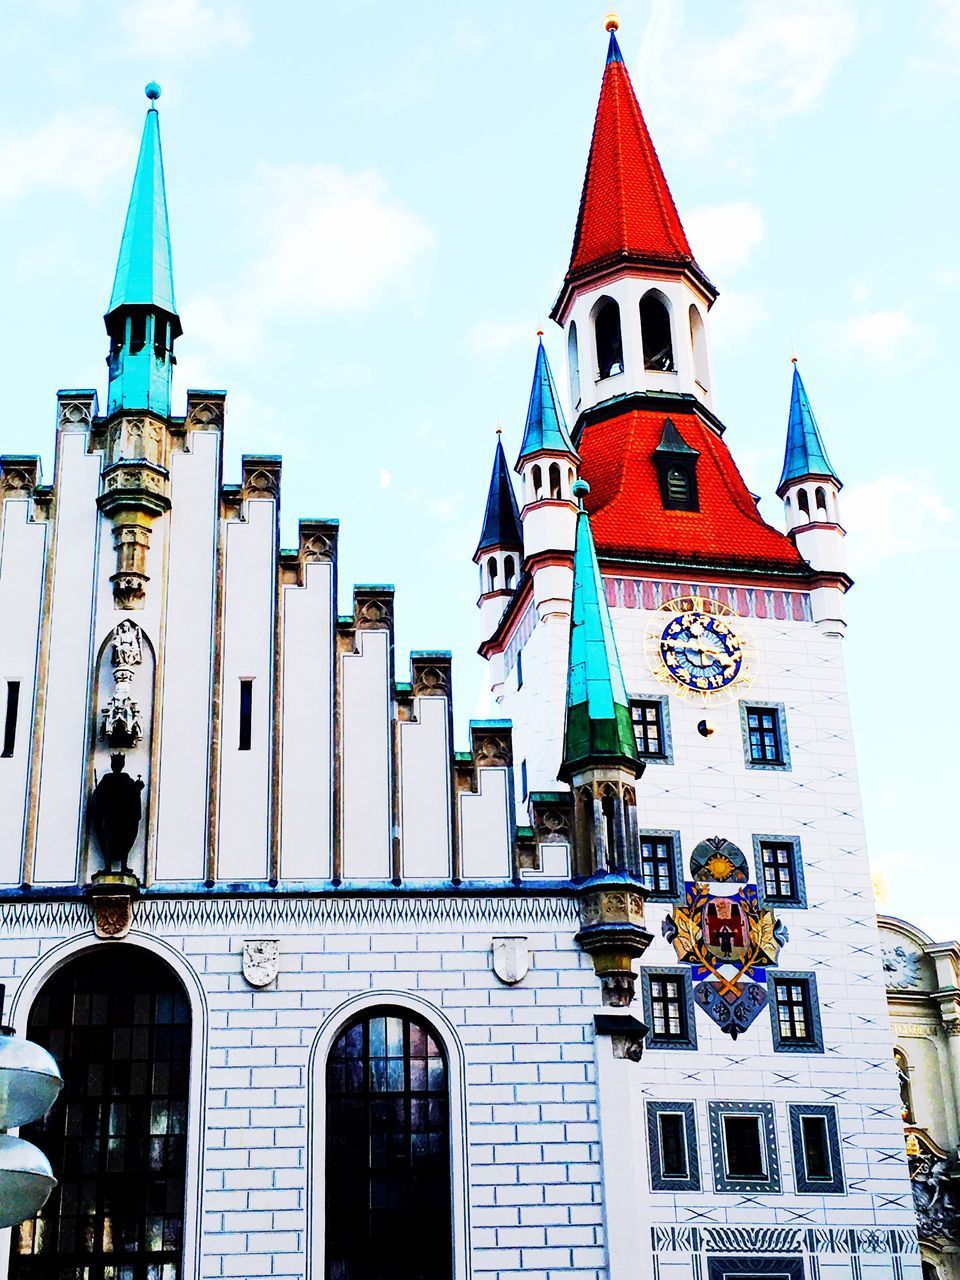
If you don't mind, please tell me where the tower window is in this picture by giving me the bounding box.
[755,838,805,906]
[630,699,664,758]
[895,1048,914,1124]
[487,557,498,592]
[632,832,680,899]
[594,298,623,380]
[642,970,696,1049]
[815,486,828,518]
[129,311,147,354]
[788,1104,844,1193]
[797,488,811,519]
[689,304,708,390]
[666,466,691,505]
[654,419,700,511]
[531,464,543,501]
[326,1009,452,1280]
[707,1101,781,1193]
[503,555,516,590]
[239,678,253,751]
[568,322,581,408]
[742,704,788,767]
[770,972,823,1052]
[520,759,528,800]
[548,462,562,499]
[722,1115,766,1180]
[647,1102,700,1191]
[640,290,674,371]
[2,680,20,758]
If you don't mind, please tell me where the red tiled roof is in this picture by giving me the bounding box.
[566,34,706,287]
[580,407,807,574]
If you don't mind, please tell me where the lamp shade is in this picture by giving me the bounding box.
[0,1033,63,1130]
[0,1135,55,1228]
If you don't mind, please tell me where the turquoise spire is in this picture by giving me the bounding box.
[777,361,839,495]
[105,83,181,417]
[560,480,639,782]
[516,335,578,467]
[475,434,522,556]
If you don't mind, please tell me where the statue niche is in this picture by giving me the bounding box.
[87,621,154,883]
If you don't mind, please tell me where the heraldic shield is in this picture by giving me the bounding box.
[662,880,788,1039]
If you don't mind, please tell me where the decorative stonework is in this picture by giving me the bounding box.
[99,620,145,747]
[411,654,451,698]
[491,936,529,985]
[241,456,281,500]
[354,589,394,631]
[185,395,225,430]
[576,874,652,1006]
[883,943,924,989]
[0,456,40,495]
[58,396,96,429]
[85,872,141,940]
[242,938,280,988]
[471,723,512,768]
[96,414,171,610]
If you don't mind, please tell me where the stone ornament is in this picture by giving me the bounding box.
[242,939,280,988]
[882,944,923,989]
[90,893,136,940]
[491,936,529,985]
[100,621,144,748]
[89,754,144,874]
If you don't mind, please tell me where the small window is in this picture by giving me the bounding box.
[640,291,674,371]
[516,650,523,690]
[239,678,253,751]
[797,488,811,519]
[531,464,543,501]
[646,1102,699,1191]
[129,311,147,354]
[595,298,623,380]
[600,786,617,866]
[548,462,562,500]
[520,759,528,801]
[741,702,790,770]
[754,837,806,907]
[630,699,664,757]
[487,558,498,591]
[788,1104,844,1193]
[2,680,20,758]
[633,832,680,899]
[815,486,828,518]
[568,322,581,408]
[708,1102,781,1193]
[689,304,708,390]
[503,555,516,590]
[895,1048,914,1124]
[723,1115,765,1180]
[770,973,823,1053]
[642,968,696,1050]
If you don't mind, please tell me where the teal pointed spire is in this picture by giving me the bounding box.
[560,480,639,782]
[105,84,181,417]
[516,335,577,467]
[476,434,522,557]
[777,361,839,495]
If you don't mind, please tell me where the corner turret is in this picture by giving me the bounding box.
[474,433,523,644]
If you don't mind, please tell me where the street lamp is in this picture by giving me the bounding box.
[0,985,62,1229]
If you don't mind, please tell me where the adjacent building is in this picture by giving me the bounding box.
[0,22,924,1280]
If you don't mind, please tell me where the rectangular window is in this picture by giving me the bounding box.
[639,835,676,896]
[646,1101,699,1191]
[520,759,528,800]
[2,681,20,758]
[516,651,523,690]
[630,699,664,758]
[708,1261,803,1280]
[707,1101,780,1193]
[641,967,696,1050]
[238,679,253,751]
[770,972,823,1052]
[746,706,783,764]
[723,1115,765,1180]
[789,1104,844,1193]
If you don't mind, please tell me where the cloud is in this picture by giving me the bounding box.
[841,309,919,362]
[378,468,392,490]
[843,473,953,568]
[116,0,251,61]
[466,320,532,357]
[638,0,858,152]
[686,202,764,278]
[0,109,128,205]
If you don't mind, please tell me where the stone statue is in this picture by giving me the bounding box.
[89,753,144,875]
[111,619,142,668]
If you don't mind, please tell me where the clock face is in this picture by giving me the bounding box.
[645,595,754,701]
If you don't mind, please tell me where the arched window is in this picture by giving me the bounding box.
[640,291,674,371]
[815,486,828,519]
[531,464,543,502]
[797,489,810,519]
[326,1008,451,1280]
[689,305,708,389]
[568,322,581,408]
[487,557,498,592]
[594,298,623,380]
[894,1048,914,1124]
[574,787,595,878]
[600,785,618,869]
[503,555,516,589]
[548,462,562,500]
[11,947,191,1280]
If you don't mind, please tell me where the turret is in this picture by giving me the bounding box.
[550,18,717,420]
[777,360,848,633]
[474,433,523,644]
[516,335,580,621]
[105,83,181,419]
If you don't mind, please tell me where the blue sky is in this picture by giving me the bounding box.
[1,1,957,936]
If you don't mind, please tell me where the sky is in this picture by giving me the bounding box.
[0,0,957,937]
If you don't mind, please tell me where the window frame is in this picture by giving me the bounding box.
[707,1260,803,1280]
[631,828,682,901]
[752,834,807,908]
[788,1103,844,1194]
[641,967,697,1050]
[628,694,673,764]
[769,971,824,1054]
[707,1100,781,1194]
[740,700,791,771]
[646,1101,700,1192]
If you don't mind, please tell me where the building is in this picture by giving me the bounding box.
[0,21,922,1280]
[880,915,960,1278]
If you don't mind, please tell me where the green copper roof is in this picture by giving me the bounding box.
[516,337,577,466]
[777,362,838,493]
[561,481,639,780]
[108,88,178,322]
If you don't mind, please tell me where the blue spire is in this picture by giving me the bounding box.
[560,481,638,782]
[606,28,624,65]
[476,435,522,557]
[777,362,839,495]
[108,85,177,319]
[516,336,577,467]
[105,85,181,418]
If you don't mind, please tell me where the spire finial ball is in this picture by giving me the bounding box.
[791,355,798,365]
[145,82,162,101]
[572,479,591,498]
[604,12,620,32]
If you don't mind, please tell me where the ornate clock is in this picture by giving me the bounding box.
[645,595,754,701]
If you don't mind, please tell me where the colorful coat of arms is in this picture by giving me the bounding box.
[662,837,788,1039]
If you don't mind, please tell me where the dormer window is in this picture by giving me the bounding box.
[653,418,700,512]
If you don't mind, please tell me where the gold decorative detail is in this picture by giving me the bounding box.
[645,594,755,704]
[85,872,140,940]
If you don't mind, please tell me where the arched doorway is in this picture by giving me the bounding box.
[326,1007,451,1279]
[9,946,191,1280]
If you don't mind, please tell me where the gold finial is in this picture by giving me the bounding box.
[604,12,620,32]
